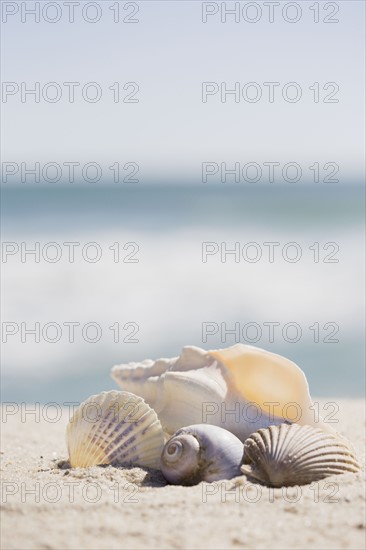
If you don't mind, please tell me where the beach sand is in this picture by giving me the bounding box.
[1,399,365,550]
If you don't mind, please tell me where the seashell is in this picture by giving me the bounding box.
[241,423,361,487]
[111,344,331,442]
[66,390,165,469]
[160,424,244,485]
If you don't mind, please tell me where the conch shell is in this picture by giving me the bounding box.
[111,344,330,442]
[66,390,165,469]
[241,423,361,487]
[160,424,244,485]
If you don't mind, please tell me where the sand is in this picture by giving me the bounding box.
[0,399,365,550]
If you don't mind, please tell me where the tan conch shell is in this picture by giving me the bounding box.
[160,424,244,485]
[66,390,165,469]
[111,344,331,442]
[241,423,361,487]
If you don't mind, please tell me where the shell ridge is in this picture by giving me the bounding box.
[278,425,321,464]
[101,410,164,463]
[70,391,116,466]
[81,393,144,466]
[241,423,360,487]
[275,423,297,463]
[67,391,164,468]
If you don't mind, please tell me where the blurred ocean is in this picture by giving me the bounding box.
[1,183,365,402]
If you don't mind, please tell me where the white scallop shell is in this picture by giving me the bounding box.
[111,344,331,442]
[66,390,165,469]
[160,424,244,485]
[241,423,361,487]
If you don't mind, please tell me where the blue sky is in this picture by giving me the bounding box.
[1,0,365,183]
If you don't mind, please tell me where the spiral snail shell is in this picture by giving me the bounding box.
[160,424,244,485]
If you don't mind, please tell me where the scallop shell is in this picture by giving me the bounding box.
[111,344,331,442]
[160,424,244,485]
[66,390,165,469]
[241,423,361,487]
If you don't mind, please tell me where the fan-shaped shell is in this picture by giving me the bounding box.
[66,390,165,469]
[160,424,244,485]
[241,423,361,487]
[111,344,332,442]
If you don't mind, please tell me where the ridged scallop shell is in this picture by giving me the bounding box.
[160,424,244,485]
[241,423,361,487]
[111,344,332,442]
[66,390,165,469]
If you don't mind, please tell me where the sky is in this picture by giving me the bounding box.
[1,0,365,183]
